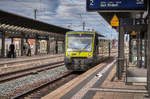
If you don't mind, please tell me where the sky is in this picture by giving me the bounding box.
[0,0,118,39]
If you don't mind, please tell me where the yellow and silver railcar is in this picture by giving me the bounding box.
[65,31,104,71]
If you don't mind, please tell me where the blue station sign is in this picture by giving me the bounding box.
[87,0,148,11]
[37,35,49,40]
[121,18,148,26]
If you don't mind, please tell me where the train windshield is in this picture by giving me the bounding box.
[67,33,93,52]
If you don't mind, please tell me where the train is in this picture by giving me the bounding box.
[64,31,109,71]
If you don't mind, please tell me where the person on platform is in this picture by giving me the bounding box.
[27,43,31,56]
[9,43,15,58]
[23,44,26,55]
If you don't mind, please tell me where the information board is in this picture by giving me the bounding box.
[87,0,147,11]
[121,18,148,26]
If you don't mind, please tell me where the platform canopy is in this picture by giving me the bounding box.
[0,9,71,36]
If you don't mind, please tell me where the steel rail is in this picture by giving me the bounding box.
[0,61,64,83]
[12,71,72,99]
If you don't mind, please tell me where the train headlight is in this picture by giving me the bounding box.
[88,53,91,56]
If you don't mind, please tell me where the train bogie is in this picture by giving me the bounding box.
[65,57,94,71]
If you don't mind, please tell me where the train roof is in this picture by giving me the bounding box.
[66,31,105,37]
[99,37,109,40]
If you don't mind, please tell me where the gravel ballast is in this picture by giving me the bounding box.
[0,66,68,98]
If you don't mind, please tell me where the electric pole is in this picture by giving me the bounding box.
[83,21,85,31]
[34,9,37,20]
[79,13,85,31]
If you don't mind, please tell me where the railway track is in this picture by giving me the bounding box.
[0,62,69,99]
[19,57,114,99]
[0,56,115,99]
[12,71,78,99]
[0,55,64,75]
[0,61,64,83]
[11,58,114,99]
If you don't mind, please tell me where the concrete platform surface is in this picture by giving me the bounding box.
[93,64,148,99]
[127,67,147,77]
[42,58,116,99]
[42,57,149,99]
[0,54,63,65]
[127,66,147,83]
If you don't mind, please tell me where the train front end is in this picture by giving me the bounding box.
[65,32,95,71]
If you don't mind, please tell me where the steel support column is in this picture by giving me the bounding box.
[35,35,38,55]
[108,41,111,57]
[21,38,24,56]
[117,26,124,79]
[140,37,143,67]
[137,32,141,67]
[47,37,50,54]
[129,35,132,63]
[62,40,65,53]
[147,14,150,96]
[55,40,58,54]
[1,31,5,57]
[145,32,147,68]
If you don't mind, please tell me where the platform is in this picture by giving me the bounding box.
[127,66,147,83]
[0,54,63,65]
[42,58,148,99]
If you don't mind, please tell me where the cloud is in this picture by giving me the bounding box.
[0,0,118,39]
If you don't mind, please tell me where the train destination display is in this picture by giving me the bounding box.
[87,0,147,11]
